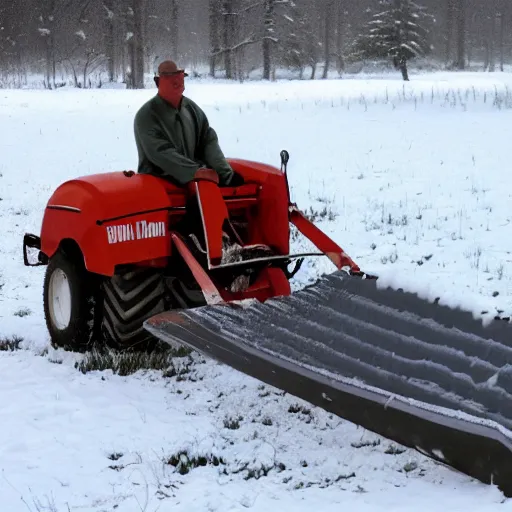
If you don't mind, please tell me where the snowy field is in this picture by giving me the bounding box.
[1,71,512,511]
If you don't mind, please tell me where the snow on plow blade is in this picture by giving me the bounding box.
[144,270,512,496]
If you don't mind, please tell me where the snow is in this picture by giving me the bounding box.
[1,71,512,510]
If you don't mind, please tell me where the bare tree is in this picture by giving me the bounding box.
[262,0,274,79]
[455,0,465,69]
[209,0,221,76]
[102,0,116,82]
[261,0,291,79]
[221,0,236,78]
[58,0,105,87]
[280,0,315,78]
[169,0,179,57]
[335,0,346,72]
[0,2,25,80]
[497,0,506,71]
[126,0,146,88]
[487,11,496,72]
[445,0,455,64]
[37,0,76,88]
[322,0,335,78]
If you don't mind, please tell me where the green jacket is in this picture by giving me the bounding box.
[134,94,234,185]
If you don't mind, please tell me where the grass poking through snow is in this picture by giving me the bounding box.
[0,335,23,351]
[75,345,192,376]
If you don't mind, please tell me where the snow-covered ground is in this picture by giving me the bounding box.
[1,71,512,510]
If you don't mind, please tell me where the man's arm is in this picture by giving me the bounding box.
[201,126,234,184]
[134,110,200,185]
[192,104,235,185]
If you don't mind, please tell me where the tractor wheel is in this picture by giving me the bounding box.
[101,267,168,352]
[166,275,207,309]
[43,248,102,352]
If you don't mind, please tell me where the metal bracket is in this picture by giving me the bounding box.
[285,258,304,279]
[23,233,47,267]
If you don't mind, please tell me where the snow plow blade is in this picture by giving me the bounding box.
[145,270,512,497]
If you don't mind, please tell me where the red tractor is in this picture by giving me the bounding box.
[23,151,361,352]
[22,151,512,496]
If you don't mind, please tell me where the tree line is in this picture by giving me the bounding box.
[1,0,511,88]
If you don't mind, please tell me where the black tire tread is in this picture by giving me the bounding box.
[101,267,167,351]
[166,276,206,309]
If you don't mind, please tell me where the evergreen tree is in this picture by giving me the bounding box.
[350,0,434,81]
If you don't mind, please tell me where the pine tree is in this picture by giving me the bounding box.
[350,0,434,81]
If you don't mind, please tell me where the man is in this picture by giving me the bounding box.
[134,60,244,187]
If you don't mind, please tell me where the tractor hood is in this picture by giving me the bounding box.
[46,171,175,221]
[39,171,178,275]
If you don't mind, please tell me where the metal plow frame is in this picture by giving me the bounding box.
[145,270,512,497]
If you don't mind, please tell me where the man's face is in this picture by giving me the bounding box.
[159,72,185,92]
[157,71,185,107]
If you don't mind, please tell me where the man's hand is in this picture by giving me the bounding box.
[220,170,245,187]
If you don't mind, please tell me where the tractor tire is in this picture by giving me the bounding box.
[43,248,102,352]
[101,267,168,352]
[166,276,207,309]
